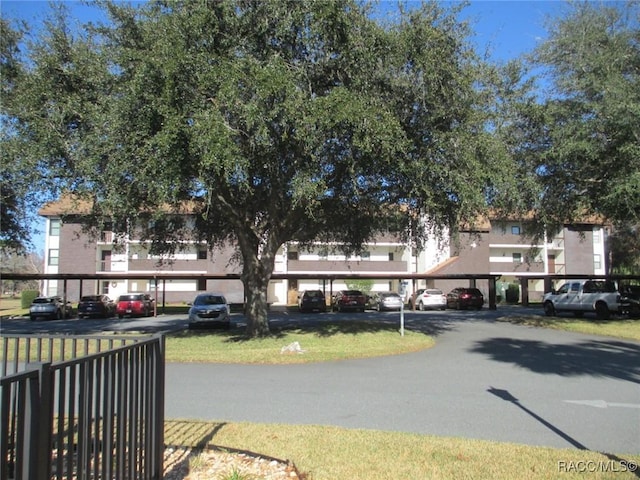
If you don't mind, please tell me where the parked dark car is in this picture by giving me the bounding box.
[77,295,115,319]
[620,284,640,318]
[188,292,230,328]
[298,290,327,313]
[332,290,367,312]
[116,293,154,318]
[367,292,404,311]
[29,296,74,321]
[446,288,484,310]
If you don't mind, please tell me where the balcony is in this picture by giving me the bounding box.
[489,261,545,274]
[98,231,113,244]
[287,259,408,274]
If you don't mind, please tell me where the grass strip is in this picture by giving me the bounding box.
[497,314,640,341]
[165,321,435,364]
[165,420,640,480]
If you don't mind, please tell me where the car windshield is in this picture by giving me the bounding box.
[118,295,142,301]
[194,295,225,306]
[81,296,102,302]
[32,298,54,304]
[343,290,362,295]
[304,291,323,298]
[425,290,443,295]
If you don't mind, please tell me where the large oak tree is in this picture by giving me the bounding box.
[529,1,639,235]
[3,0,522,335]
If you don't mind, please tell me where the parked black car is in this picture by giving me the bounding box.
[620,284,640,318]
[332,290,367,312]
[30,296,74,321]
[78,295,116,319]
[446,288,484,310]
[298,290,327,313]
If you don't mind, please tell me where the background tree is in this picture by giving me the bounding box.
[1,18,35,252]
[609,225,640,274]
[4,0,522,336]
[528,1,640,233]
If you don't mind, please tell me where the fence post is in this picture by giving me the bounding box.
[33,362,53,480]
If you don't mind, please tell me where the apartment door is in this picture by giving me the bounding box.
[547,254,556,274]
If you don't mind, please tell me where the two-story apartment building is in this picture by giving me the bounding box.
[39,198,609,305]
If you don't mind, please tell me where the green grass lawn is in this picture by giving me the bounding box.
[165,321,434,363]
[496,313,640,341]
[165,420,640,480]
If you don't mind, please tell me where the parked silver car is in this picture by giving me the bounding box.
[188,293,230,328]
[367,292,404,311]
[30,296,74,321]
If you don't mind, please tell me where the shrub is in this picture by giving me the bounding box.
[505,284,520,304]
[21,290,40,308]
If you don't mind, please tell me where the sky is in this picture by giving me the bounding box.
[1,0,566,252]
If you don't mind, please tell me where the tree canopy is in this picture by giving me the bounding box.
[3,0,521,335]
[528,0,640,233]
[3,0,638,334]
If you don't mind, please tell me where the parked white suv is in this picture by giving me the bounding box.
[543,280,621,319]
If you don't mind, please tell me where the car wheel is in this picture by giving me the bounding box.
[440,306,446,311]
[418,301,424,311]
[543,301,556,317]
[595,302,610,320]
[30,315,36,321]
[118,314,124,319]
[56,309,62,320]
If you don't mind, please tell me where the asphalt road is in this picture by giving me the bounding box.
[3,306,639,455]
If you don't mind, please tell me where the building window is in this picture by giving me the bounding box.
[360,251,370,261]
[287,251,299,261]
[594,254,602,270]
[198,249,207,260]
[512,253,522,264]
[593,230,601,243]
[511,225,521,235]
[49,219,61,236]
[197,278,207,291]
[388,252,394,261]
[48,249,59,266]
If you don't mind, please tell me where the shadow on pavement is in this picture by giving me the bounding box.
[472,337,640,384]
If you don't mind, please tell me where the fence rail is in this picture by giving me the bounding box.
[0,334,165,480]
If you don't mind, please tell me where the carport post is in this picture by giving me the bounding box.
[488,277,497,310]
[520,278,529,306]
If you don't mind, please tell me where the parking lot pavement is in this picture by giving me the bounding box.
[0,313,193,335]
[0,304,546,335]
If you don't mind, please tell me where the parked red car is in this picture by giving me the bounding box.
[332,290,367,312]
[116,293,154,318]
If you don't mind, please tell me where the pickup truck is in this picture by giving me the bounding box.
[542,280,621,320]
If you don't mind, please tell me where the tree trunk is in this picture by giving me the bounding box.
[240,239,279,337]
[243,270,272,337]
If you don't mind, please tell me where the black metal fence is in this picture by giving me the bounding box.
[0,334,165,480]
